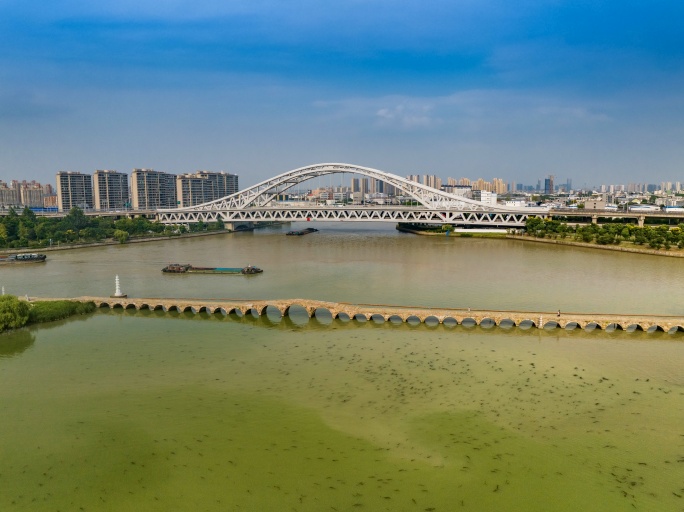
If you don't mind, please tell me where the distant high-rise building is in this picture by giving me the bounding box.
[20,185,44,207]
[472,190,497,205]
[491,178,506,194]
[0,183,20,207]
[93,170,129,211]
[131,169,177,209]
[423,175,442,189]
[56,171,94,211]
[544,175,555,195]
[566,178,572,192]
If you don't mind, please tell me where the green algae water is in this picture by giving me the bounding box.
[1,310,682,512]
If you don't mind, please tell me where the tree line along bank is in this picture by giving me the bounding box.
[0,207,222,249]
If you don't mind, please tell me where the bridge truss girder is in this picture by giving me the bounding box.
[157,206,532,227]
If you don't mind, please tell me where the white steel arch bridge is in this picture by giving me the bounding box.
[157,163,548,227]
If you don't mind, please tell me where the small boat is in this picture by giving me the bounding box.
[162,264,263,275]
[286,228,319,236]
[0,253,47,264]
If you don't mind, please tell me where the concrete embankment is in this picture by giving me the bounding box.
[42,296,684,333]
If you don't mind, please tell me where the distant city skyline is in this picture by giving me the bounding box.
[1,1,683,188]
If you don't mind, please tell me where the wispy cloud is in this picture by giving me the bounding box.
[0,91,70,120]
[316,89,612,132]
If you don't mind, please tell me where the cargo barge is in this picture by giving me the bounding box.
[162,264,263,275]
[286,228,318,236]
[0,253,47,264]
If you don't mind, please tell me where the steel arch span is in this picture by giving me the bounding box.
[157,163,548,226]
[165,163,520,212]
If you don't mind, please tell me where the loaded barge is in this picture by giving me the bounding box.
[162,264,263,275]
[0,253,47,264]
[286,228,318,236]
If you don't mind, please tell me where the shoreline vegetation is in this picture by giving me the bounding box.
[0,205,279,254]
[0,295,96,333]
[2,205,682,258]
[399,218,684,257]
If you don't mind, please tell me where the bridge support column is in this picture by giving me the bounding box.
[591,214,598,224]
[637,215,645,227]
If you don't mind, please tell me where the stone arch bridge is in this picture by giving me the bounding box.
[66,296,684,333]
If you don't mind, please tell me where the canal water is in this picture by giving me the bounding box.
[1,223,683,511]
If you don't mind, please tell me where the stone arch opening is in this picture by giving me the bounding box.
[443,317,458,327]
[336,312,351,322]
[518,319,535,330]
[480,317,496,329]
[388,314,405,324]
[314,308,333,322]
[370,313,385,324]
[498,318,515,329]
[263,305,282,321]
[406,315,421,326]
[424,315,440,327]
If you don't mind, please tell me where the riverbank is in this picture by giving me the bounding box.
[398,225,684,257]
[1,228,243,254]
[506,234,684,258]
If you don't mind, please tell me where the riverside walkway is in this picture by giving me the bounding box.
[49,296,684,333]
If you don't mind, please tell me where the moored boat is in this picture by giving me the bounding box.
[0,253,47,264]
[162,264,263,275]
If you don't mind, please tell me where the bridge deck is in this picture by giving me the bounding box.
[38,296,684,333]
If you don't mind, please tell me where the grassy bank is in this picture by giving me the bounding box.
[0,296,96,332]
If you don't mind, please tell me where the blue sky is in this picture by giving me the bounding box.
[1,0,683,188]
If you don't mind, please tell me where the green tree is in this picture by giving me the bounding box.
[61,207,89,232]
[113,229,129,244]
[0,295,30,332]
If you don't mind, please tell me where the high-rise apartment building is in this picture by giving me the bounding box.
[131,169,177,209]
[93,170,129,210]
[20,185,44,207]
[194,171,239,198]
[0,181,20,207]
[423,175,442,190]
[176,171,239,208]
[56,172,94,211]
